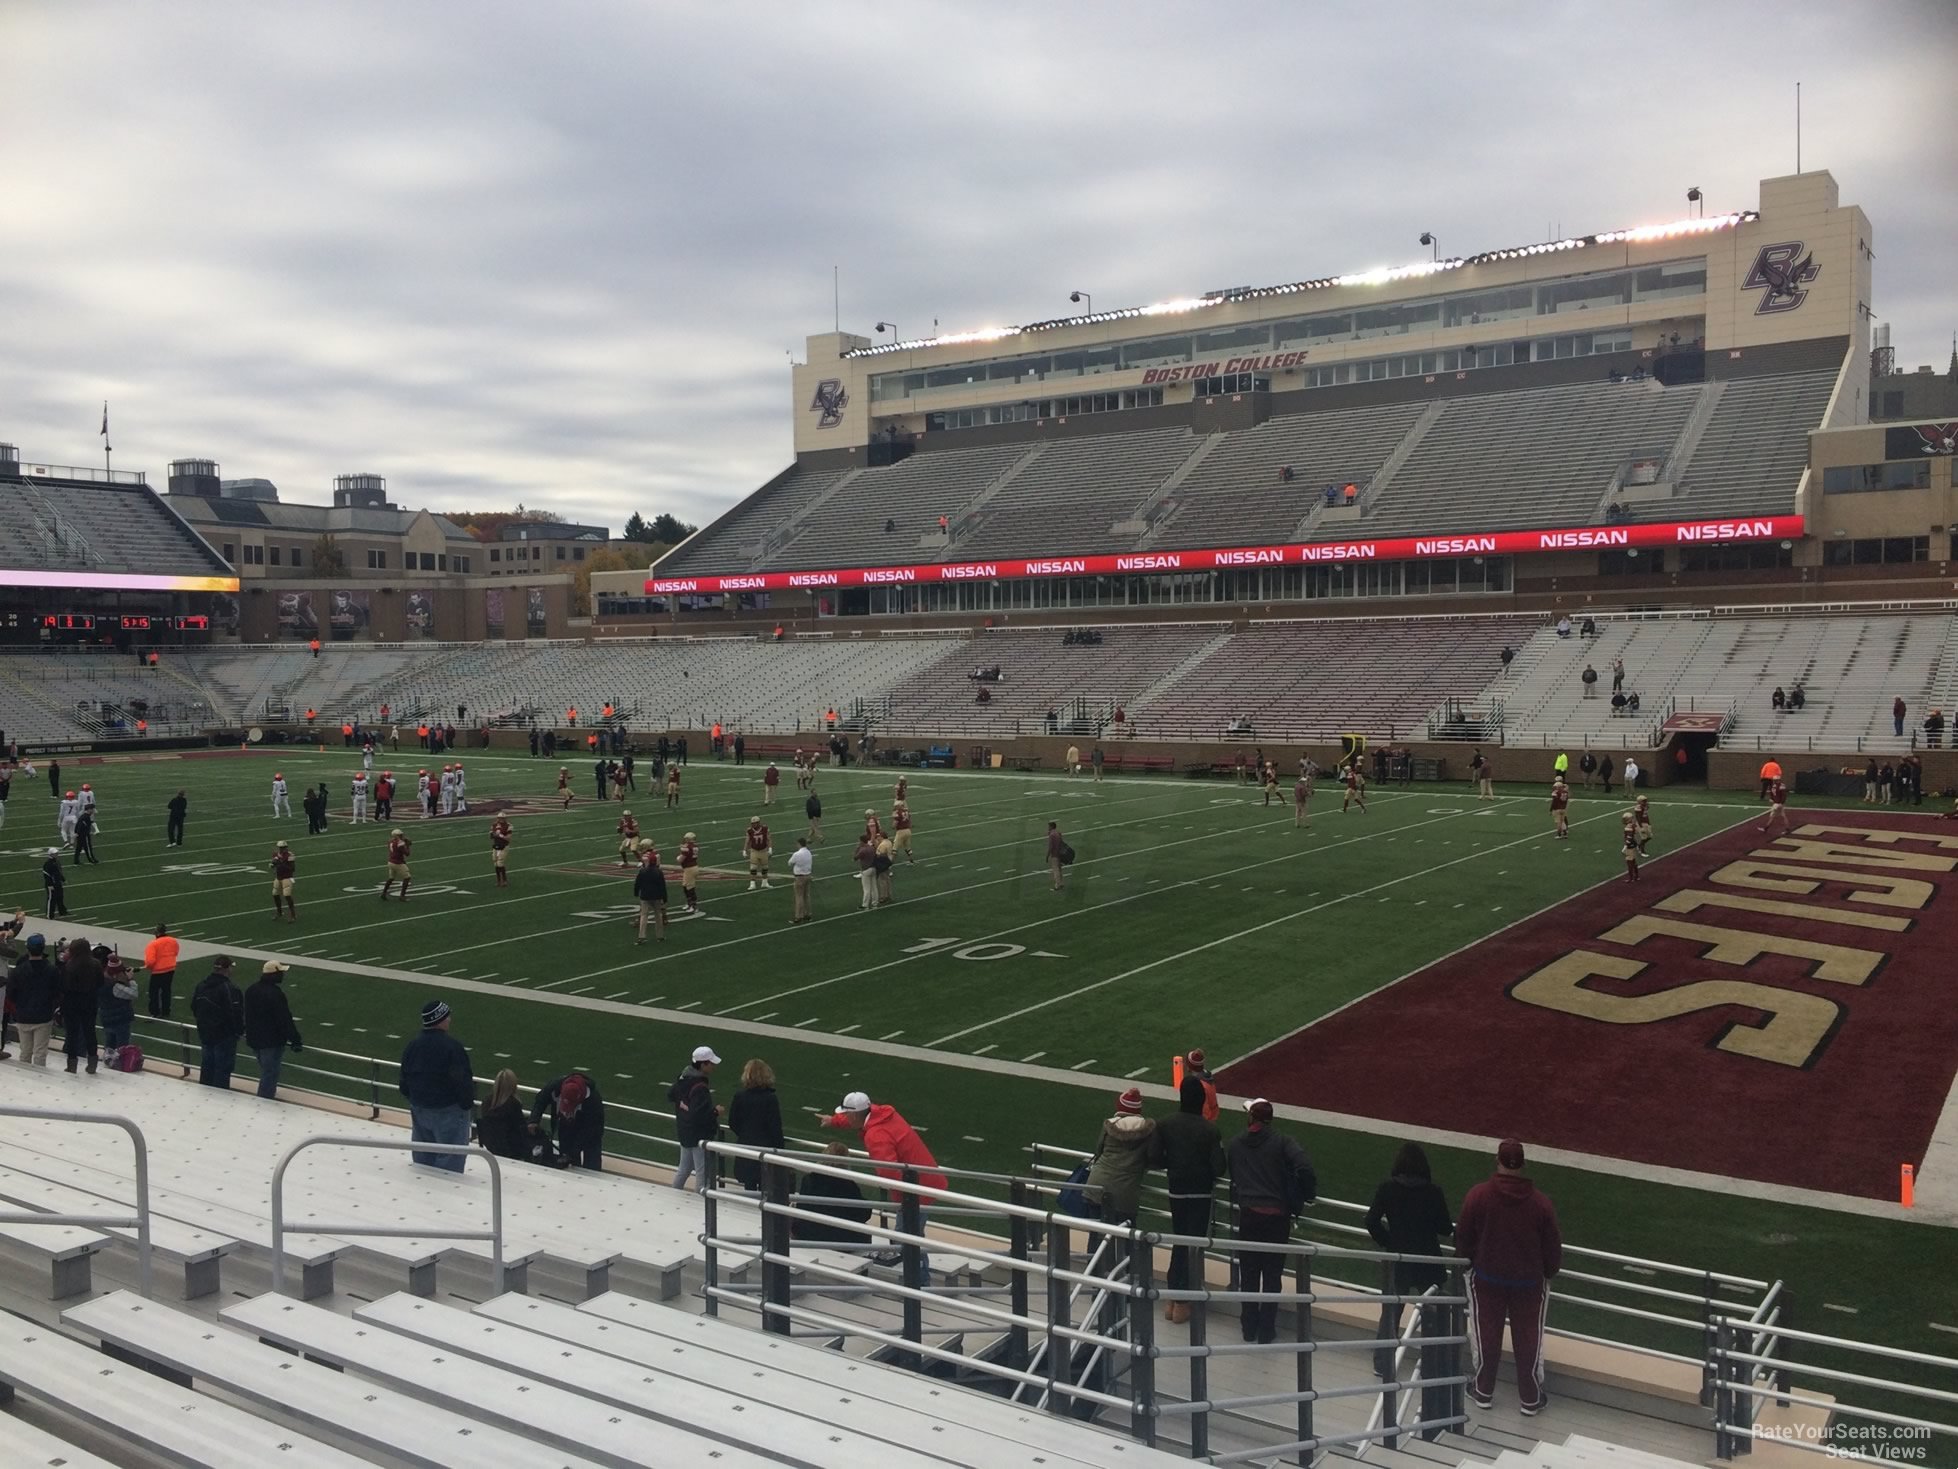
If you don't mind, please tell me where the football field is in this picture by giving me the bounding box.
[5,744,1953,1362]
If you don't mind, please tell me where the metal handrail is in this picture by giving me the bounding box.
[268,1136,505,1295]
[0,1104,152,1298]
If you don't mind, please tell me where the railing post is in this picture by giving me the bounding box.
[1007,1179,1031,1370]
[368,1057,382,1120]
[1712,1316,1738,1460]
[1701,1269,1717,1406]
[1420,1282,1449,1443]
[1127,1227,1157,1448]
[1294,1243,1315,1466]
[1449,1290,1468,1433]
[1189,1228,1210,1460]
[759,1154,794,1333]
[1045,1215,1073,1415]
[898,1166,924,1373]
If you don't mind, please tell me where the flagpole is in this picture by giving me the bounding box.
[101,401,111,479]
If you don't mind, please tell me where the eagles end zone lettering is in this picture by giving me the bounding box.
[646,514,1803,593]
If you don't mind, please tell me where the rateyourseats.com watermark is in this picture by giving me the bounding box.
[1755,1422,1935,1461]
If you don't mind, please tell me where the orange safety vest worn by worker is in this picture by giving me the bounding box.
[1170,1054,1221,1122]
[1760,760,1782,782]
[144,933,180,975]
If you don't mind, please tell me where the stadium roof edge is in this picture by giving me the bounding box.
[842,209,1757,359]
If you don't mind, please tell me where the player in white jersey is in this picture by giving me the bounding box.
[417,769,433,818]
[271,772,292,818]
[451,763,468,813]
[438,765,456,816]
[57,790,79,848]
[351,771,370,823]
[78,783,99,830]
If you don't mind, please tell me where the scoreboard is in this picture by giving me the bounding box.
[0,611,213,633]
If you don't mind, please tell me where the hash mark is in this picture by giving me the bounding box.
[881,1030,904,1040]
[972,1044,997,1055]
[1021,1051,1046,1063]
[1071,1059,1098,1070]
[604,990,629,1000]
[1125,1065,1150,1079]
[676,1000,701,1011]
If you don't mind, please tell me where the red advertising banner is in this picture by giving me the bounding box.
[648,514,1804,594]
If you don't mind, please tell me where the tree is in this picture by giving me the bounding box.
[452,506,565,543]
[572,542,664,616]
[310,534,348,578]
[624,512,697,545]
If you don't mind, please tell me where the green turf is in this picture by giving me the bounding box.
[6,745,1952,1413]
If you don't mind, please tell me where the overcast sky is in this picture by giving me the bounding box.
[4,1,1953,534]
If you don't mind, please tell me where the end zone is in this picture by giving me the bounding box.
[1220,811,1958,1204]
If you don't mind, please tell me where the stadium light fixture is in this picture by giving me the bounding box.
[1686,186,1703,217]
[1420,232,1437,261]
[875,321,900,340]
[1069,290,1092,313]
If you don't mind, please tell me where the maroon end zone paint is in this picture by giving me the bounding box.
[1218,811,1958,1200]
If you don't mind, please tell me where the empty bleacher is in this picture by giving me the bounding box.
[656,464,861,574]
[1670,369,1836,516]
[957,427,1200,556]
[1133,614,1542,739]
[778,442,1031,567]
[0,474,231,579]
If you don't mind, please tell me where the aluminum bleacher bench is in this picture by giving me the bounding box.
[7,1413,122,1469]
[221,1293,785,1469]
[477,1291,1106,1469]
[355,1291,964,1468]
[0,1311,374,1469]
[0,1167,238,1298]
[64,1292,603,1469]
[0,1220,111,1300]
[572,1290,1187,1467]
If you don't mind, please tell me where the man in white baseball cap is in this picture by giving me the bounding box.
[669,1045,723,1194]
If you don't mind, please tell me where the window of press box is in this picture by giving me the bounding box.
[1822,461,1931,493]
[1822,536,1930,566]
[1195,373,1269,396]
[1678,543,1794,573]
[1598,548,1665,575]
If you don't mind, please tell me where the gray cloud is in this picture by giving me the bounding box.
[2,0,1952,533]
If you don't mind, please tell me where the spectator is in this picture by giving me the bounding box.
[1926,709,1945,748]
[1609,690,1628,715]
[1226,1099,1316,1343]
[1894,696,1907,738]
[728,1058,786,1189]
[476,1069,536,1163]
[59,937,103,1075]
[99,948,136,1056]
[1581,664,1598,699]
[1789,682,1806,711]
[668,1045,722,1192]
[1364,1142,1454,1380]
[1626,691,1640,714]
[1457,1139,1562,1415]
[1554,617,1571,639]
[1623,755,1641,789]
[7,933,59,1066]
[1579,749,1596,789]
[190,955,245,1090]
[1611,658,1625,694]
[820,1091,947,1197]
[1771,686,1786,712]
[243,960,303,1099]
[1880,762,1895,805]
[1598,754,1614,794]
[1084,1087,1157,1226]
[1153,1074,1225,1324]
[398,999,476,1172]
[1580,617,1597,638]
[1863,758,1878,804]
[42,846,66,919]
[166,788,188,847]
[142,922,180,1020]
[791,1142,873,1244]
[535,1070,607,1170]
[1174,1048,1221,1121]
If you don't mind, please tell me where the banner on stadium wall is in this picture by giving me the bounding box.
[647,514,1805,595]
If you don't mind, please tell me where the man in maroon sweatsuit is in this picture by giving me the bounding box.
[1455,1139,1562,1415]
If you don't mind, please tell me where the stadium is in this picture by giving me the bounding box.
[0,166,1954,1469]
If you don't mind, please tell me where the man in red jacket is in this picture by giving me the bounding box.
[1456,1139,1562,1415]
[820,1091,947,1194]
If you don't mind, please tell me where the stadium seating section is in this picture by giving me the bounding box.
[0,473,233,579]
[663,363,1838,576]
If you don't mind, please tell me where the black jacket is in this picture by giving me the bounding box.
[633,864,668,901]
[1227,1125,1316,1215]
[790,1170,872,1244]
[190,971,245,1042]
[167,794,188,821]
[398,1029,475,1110]
[41,855,63,890]
[532,1073,606,1152]
[7,954,61,1025]
[668,1063,718,1145]
[728,1084,786,1186]
[1365,1174,1455,1288]
[476,1096,531,1160]
[243,977,303,1050]
[806,793,822,819]
[1153,1108,1226,1198]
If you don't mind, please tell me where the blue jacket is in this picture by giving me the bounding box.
[398,1029,475,1110]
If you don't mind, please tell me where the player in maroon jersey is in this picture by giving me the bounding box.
[616,809,640,866]
[381,829,413,901]
[1342,760,1367,813]
[556,766,572,809]
[270,840,297,921]
[1758,779,1789,834]
[1294,773,1311,830]
[1550,777,1570,839]
[745,816,772,890]
[490,816,513,887]
[892,800,915,862]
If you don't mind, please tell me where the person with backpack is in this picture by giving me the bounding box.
[59,937,103,1075]
[1226,1099,1317,1343]
[533,1070,606,1170]
[1084,1087,1157,1226]
[668,1046,722,1192]
[191,955,245,1090]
